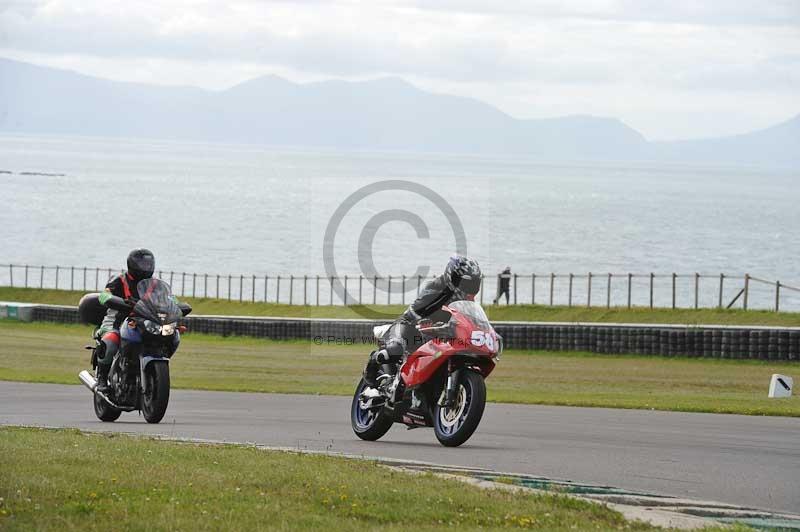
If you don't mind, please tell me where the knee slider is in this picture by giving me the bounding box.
[384,337,406,360]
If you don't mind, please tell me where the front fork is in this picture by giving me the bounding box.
[440,360,462,408]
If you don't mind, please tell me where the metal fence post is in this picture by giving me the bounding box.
[304,275,308,305]
[169,271,174,288]
[694,273,699,309]
[358,275,363,304]
[82,266,86,290]
[329,276,333,305]
[672,273,676,309]
[8,264,13,287]
[587,272,592,307]
[775,281,781,312]
[373,276,377,305]
[204,274,208,298]
[264,275,268,302]
[401,275,405,305]
[343,275,348,305]
[217,275,221,299]
[252,275,256,302]
[40,265,45,288]
[417,275,422,296]
[626,273,632,309]
[549,273,555,306]
[387,275,392,304]
[743,274,749,310]
[277,275,282,304]
[192,273,197,298]
[239,275,243,302]
[181,272,186,296]
[649,273,654,309]
[289,275,293,305]
[718,274,724,309]
[316,275,320,306]
[568,273,573,307]
[606,273,611,308]
[227,275,231,301]
[25,265,29,288]
[94,267,99,290]
[513,274,518,305]
[70,266,74,291]
[55,265,59,289]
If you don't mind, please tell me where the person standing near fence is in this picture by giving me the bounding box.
[493,266,512,305]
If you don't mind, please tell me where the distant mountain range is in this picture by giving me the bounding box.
[1,57,797,168]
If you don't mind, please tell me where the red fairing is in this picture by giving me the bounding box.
[400,306,498,388]
[401,339,452,387]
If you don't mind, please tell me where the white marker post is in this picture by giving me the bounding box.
[768,374,793,398]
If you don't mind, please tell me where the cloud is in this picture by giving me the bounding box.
[398,0,800,26]
[0,0,798,139]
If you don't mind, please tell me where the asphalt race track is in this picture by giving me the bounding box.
[2,381,798,514]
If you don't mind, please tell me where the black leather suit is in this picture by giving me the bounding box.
[382,274,466,360]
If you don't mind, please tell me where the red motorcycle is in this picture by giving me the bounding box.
[351,301,501,447]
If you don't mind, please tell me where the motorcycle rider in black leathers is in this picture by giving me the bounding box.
[94,249,156,393]
[363,255,482,386]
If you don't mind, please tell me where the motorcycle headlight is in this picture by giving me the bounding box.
[161,322,176,336]
[143,320,161,335]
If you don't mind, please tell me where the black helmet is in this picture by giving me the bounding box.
[444,255,482,296]
[127,248,155,282]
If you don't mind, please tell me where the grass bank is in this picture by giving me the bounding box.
[0,427,673,531]
[1,286,800,325]
[1,320,797,416]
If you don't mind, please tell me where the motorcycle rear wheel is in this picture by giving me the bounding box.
[142,362,170,424]
[351,378,393,441]
[433,370,486,447]
[93,392,122,422]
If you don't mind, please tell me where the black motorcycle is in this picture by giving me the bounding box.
[78,278,191,423]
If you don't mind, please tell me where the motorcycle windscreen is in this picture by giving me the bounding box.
[133,278,183,324]
[447,300,493,331]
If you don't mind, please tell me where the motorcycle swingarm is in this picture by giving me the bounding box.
[95,390,137,412]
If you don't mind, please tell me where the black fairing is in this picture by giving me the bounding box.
[132,279,182,324]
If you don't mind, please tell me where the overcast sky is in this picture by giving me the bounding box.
[1,0,798,140]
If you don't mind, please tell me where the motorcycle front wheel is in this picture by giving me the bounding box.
[433,370,486,447]
[351,378,393,441]
[141,361,170,424]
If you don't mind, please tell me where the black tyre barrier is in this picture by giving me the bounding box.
[20,304,800,361]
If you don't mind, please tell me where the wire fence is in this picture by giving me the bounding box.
[1,263,800,312]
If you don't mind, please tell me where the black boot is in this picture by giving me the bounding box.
[362,349,390,387]
[95,364,110,394]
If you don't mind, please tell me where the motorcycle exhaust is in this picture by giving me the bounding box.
[78,370,97,392]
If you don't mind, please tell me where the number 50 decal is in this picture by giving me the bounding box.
[471,330,496,351]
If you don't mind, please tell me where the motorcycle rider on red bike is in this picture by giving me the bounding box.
[363,255,482,387]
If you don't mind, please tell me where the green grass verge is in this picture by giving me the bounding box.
[0,427,674,531]
[1,320,798,416]
[2,286,799,325]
